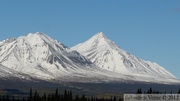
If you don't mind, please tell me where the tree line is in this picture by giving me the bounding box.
[136,87,180,94]
[0,88,180,101]
[0,88,123,101]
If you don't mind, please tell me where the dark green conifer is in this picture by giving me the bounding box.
[29,88,32,101]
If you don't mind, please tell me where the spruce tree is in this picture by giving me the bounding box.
[12,96,15,101]
[81,94,86,101]
[55,88,59,101]
[139,88,142,94]
[149,87,152,94]
[136,88,142,94]
[69,90,72,101]
[29,88,32,101]
[75,94,79,101]
[64,89,67,101]
[34,90,38,101]
[113,96,117,101]
[6,94,9,101]
[43,93,46,101]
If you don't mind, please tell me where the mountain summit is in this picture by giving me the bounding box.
[85,32,116,48]
[0,32,94,79]
[0,32,179,84]
[72,32,176,79]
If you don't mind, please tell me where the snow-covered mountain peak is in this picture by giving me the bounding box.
[0,32,95,78]
[25,32,45,45]
[72,32,176,79]
[0,32,179,84]
[91,32,108,42]
[26,32,49,39]
[23,32,68,51]
[75,32,118,51]
[93,32,106,39]
[26,32,53,43]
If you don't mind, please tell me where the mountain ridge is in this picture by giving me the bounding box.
[72,32,176,79]
[0,32,97,79]
[0,32,179,84]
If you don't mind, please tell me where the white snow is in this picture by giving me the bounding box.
[0,32,179,84]
[0,32,99,80]
[72,32,176,80]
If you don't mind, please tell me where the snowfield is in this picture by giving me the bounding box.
[0,32,179,84]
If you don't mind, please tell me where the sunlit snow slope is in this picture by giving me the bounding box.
[0,32,96,79]
[72,32,176,79]
[0,32,179,84]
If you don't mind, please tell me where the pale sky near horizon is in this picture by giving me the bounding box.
[0,1,180,78]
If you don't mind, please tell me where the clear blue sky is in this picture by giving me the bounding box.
[0,1,180,78]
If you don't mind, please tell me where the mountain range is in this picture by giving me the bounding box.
[0,32,179,84]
